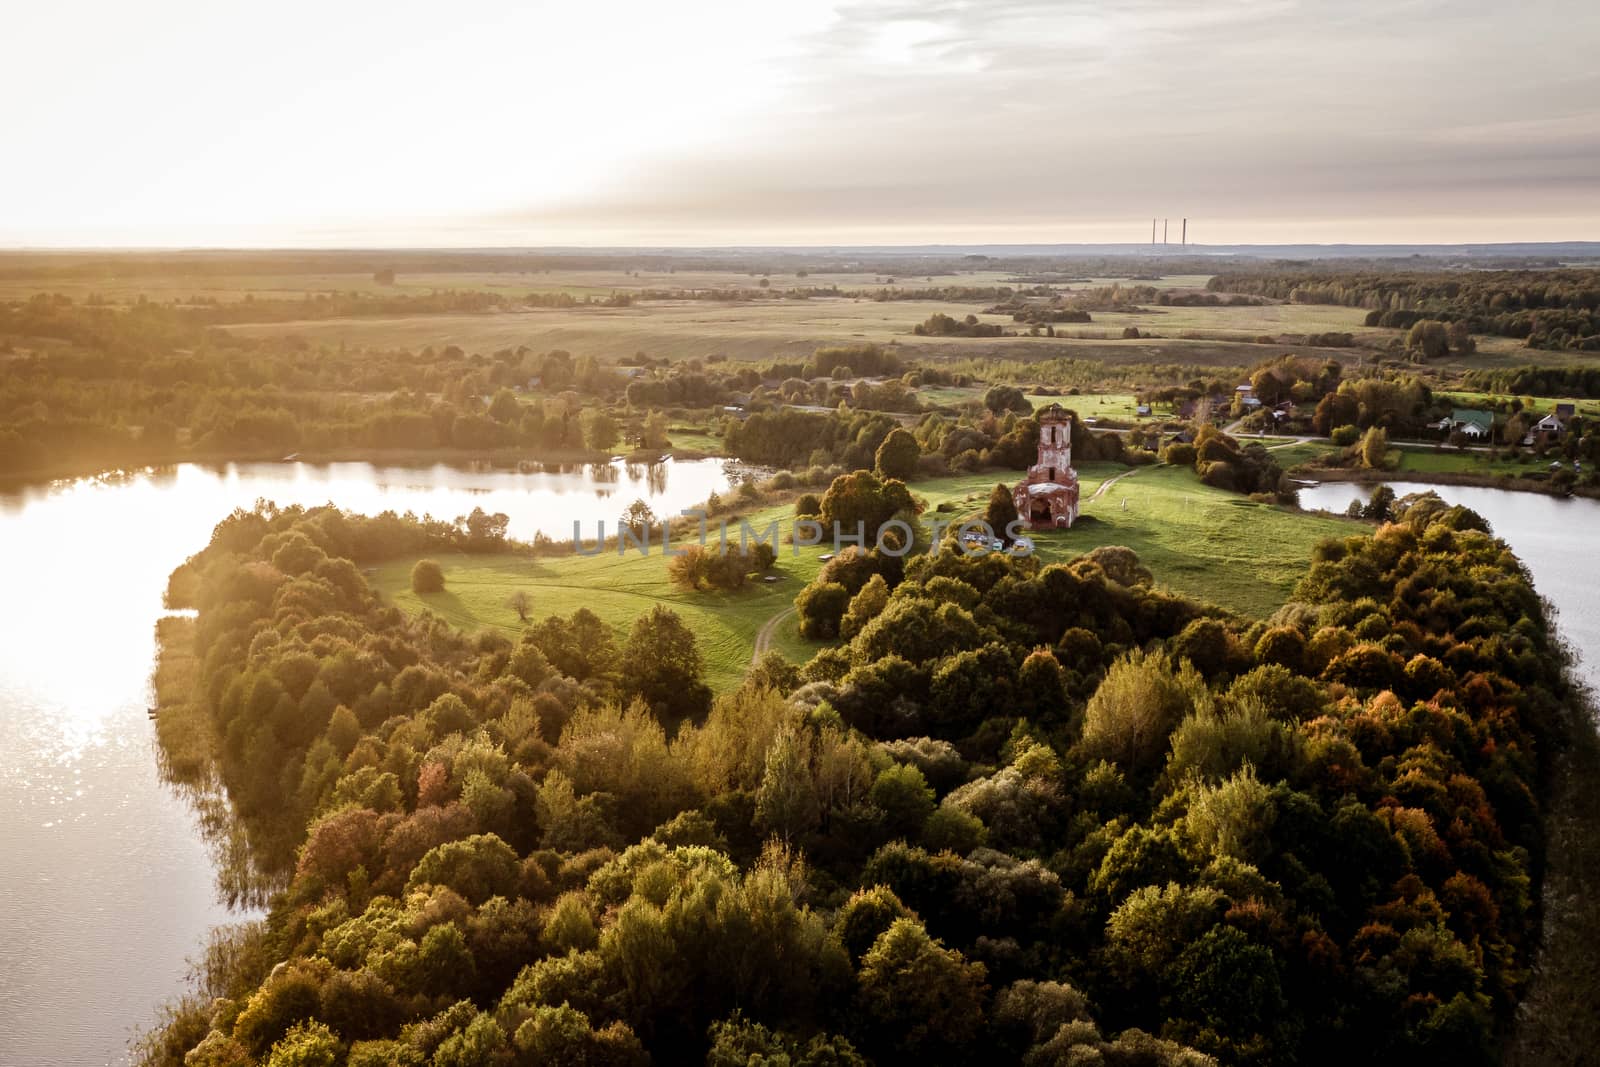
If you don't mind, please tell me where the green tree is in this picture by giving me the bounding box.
[984,385,1031,414]
[984,482,1019,539]
[527,608,618,682]
[840,573,890,639]
[619,605,711,723]
[1080,649,1206,776]
[1329,424,1360,447]
[1360,426,1389,469]
[855,919,987,1061]
[619,499,656,539]
[1406,319,1451,361]
[266,1021,342,1067]
[875,428,921,481]
[797,581,852,640]
[641,410,670,449]
[871,762,936,838]
[1363,484,1396,521]
[819,470,918,541]
[581,408,620,452]
[411,559,444,594]
[406,833,520,904]
[488,388,521,423]
[755,721,818,842]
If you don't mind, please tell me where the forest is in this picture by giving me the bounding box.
[1206,269,1600,351]
[136,484,1570,1066]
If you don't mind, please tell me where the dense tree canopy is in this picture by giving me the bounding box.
[140,489,1571,1066]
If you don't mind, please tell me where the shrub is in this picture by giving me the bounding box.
[1161,442,1197,467]
[411,560,445,594]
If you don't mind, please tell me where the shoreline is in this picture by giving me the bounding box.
[1294,465,1600,500]
[1505,685,1600,1064]
[0,444,723,490]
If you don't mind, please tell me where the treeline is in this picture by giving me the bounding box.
[1462,365,1600,399]
[913,312,1004,338]
[1208,269,1600,351]
[725,404,1133,478]
[140,490,1569,1065]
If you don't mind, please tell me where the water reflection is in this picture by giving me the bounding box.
[0,456,737,1065]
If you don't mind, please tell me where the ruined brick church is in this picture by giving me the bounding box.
[1013,403,1080,529]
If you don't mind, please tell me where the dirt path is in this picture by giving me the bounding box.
[1087,467,1139,503]
[751,606,796,664]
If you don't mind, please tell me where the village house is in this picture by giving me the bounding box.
[1523,411,1567,445]
[1012,403,1080,529]
[1431,408,1493,440]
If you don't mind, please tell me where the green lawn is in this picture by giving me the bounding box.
[666,428,725,454]
[1435,390,1600,419]
[924,463,1366,618]
[1270,441,1341,468]
[1391,446,1564,476]
[373,496,834,692]
[1025,464,1360,617]
[373,465,1359,689]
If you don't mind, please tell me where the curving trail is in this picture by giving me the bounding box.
[1086,467,1139,503]
[751,606,796,664]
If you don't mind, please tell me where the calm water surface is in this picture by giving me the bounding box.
[0,468,1586,1064]
[1300,482,1600,694]
[0,457,738,1066]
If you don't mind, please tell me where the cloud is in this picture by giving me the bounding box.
[496,0,1600,242]
[2,0,1596,244]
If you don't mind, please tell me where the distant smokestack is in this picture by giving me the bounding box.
[1163,219,1168,244]
[1182,218,1187,246]
[1151,219,1156,245]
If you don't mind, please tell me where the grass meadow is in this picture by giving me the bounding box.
[373,463,1361,689]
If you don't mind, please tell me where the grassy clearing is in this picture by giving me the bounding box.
[1270,441,1342,468]
[1017,464,1361,617]
[1435,390,1600,419]
[374,464,1356,688]
[666,427,725,454]
[373,496,834,691]
[1392,446,1569,476]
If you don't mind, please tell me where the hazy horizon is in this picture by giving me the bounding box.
[5,0,1597,248]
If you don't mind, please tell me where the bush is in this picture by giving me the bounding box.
[1161,442,1197,467]
[411,559,445,594]
[1330,425,1359,447]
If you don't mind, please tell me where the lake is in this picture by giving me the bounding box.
[1,468,1591,1064]
[1299,482,1600,695]
[0,457,741,1066]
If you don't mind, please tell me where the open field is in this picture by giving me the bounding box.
[3,255,1584,374]
[373,463,1359,687]
[219,297,1378,372]
[1436,390,1600,419]
[969,463,1361,617]
[1270,440,1342,468]
[1391,446,1574,476]
[666,425,726,454]
[0,268,1024,304]
[372,495,834,691]
[0,267,1206,305]
[916,386,1154,420]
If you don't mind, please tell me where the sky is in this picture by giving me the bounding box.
[3,0,1597,247]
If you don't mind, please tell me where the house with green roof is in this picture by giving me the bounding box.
[1431,408,1494,439]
